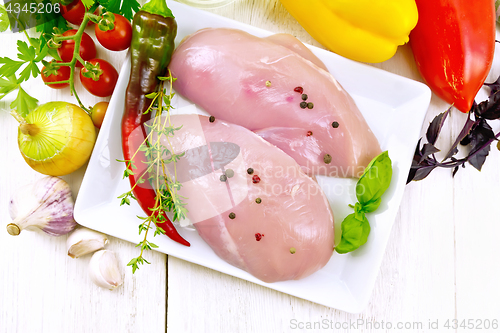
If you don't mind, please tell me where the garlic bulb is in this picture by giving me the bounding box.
[67,227,108,258]
[7,176,77,236]
[89,250,123,290]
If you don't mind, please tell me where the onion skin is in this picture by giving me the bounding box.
[17,102,97,176]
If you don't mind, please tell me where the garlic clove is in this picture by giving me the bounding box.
[67,227,109,258]
[7,176,77,236]
[89,250,123,290]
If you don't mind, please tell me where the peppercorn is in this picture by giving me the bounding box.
[255,197,262,204]
[332,121,339,128]
[323,154,332,164]
[247,168,254,174]
[300,102,307,109]
[225,169,234,178]
[252,175,261,183]
[255,233,263,241]
[290,247,296,254]
[307,131,313,136]
[220,174,227,182]
[209,116,215,123]
[266,80,271,87]
[307,102,314,109]
[301,94,308,100]
[294,86,303,94]
[229,212,236,219]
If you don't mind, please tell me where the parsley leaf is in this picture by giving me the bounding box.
[15,40,41,83]
[81,0,96,9]
[0,75,18,100]
[10,86,38,118]
[0,57,24,77]
[100,0,141,21]
[0,5,9,32]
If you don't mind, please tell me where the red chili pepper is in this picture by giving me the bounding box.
[122,5,189,247]
[409,0,496,113]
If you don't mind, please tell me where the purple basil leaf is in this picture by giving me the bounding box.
[418,143,440,163]
[484,74,500,97]
[443,115,476,160]
[412,165,437,182]
[474,91,500,120]
[426,108,450,145]
[467,119,495,171]
[468,145,490,171]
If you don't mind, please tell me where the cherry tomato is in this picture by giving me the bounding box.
[61,0,97,26]
[57,30,97,67]
[80,59,118,97]
[90,101,109,128]
[41,62,71,89]
[95,13,132,51]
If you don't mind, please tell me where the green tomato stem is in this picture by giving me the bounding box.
[44,80,71,85]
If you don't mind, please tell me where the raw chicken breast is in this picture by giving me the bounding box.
[157,114,334,282]
[170,28,381,178]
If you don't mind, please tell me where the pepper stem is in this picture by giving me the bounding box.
[6,223,21,236]
[19,123,40,136]
[141,0,174,18]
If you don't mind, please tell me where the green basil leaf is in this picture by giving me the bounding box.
[335,212,370,254]
[356,151,392,213]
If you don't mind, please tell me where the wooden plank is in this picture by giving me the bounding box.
[0,28,167,333]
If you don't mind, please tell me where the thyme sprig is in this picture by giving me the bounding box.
[118,73,188,273]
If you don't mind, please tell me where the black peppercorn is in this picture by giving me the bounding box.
[300,102,307,109]
[301,94,308,100]
[229,212,236,219]
[209,116,215,123]
[247,168,254,175]
[332,121,339,128]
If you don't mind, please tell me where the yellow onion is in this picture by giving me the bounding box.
[17,102,96,176]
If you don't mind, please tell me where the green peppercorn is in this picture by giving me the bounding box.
[255,198,262,204]
[225,169,234,178]
[332,121,339,128]
[229,212,236,219]
[220,174,227,182]
[307,102,314,109]
[266,80,271,87]
[290,247,296,254]
[300,102,307,109]
[323,154,332,164]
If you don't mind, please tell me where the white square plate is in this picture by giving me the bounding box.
[74,2,431,313]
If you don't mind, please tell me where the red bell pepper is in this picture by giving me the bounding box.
[410,0,496,113]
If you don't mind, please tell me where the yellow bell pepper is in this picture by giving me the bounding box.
[280,0,418,63]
